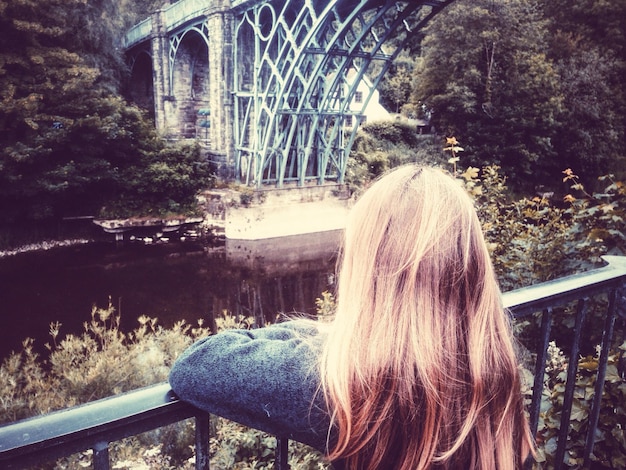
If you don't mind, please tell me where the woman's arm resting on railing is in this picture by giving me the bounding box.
[168,320,333,453]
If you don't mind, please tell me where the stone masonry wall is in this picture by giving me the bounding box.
[151,1,234,168]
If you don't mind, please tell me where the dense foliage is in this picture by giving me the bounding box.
[0,0,213,225]
[392,0,626,189]
[0,307,329,469]
[348,125,626,289]
[345,121,441,192]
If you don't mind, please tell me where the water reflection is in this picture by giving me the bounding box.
[0,231,341,360]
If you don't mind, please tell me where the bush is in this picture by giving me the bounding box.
[346,125,442,191]
[0,307,329,469]
[359,121,427,148]
[533,340,626,468]
[454,165,626,291]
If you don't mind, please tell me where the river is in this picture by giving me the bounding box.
[0,231,341,361]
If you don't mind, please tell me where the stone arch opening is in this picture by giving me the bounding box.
[170,29,210,139]
[128,50,154,121]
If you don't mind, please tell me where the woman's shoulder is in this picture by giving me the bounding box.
[246,318,323,339]
[189,318,323,348]
[169,319,325,383]
[168,319,332,452]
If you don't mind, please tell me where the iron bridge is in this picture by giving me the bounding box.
[124,0,455,187]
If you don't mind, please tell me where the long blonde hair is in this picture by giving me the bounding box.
[320,165,534,469]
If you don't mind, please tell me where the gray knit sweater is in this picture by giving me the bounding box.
[168,320,335,455]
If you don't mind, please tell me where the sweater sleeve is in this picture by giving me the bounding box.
[168,321,333,453]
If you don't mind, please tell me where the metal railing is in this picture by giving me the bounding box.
[123,0,211,49]
[0,384,210,470]
[123,17,153,49]
[1,256,625,469]
[163,0,211,33]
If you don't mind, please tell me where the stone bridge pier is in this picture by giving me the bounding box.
[128,1,234,175]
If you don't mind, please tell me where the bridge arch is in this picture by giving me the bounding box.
[233,0,454,187]
[168,23,211,138]
[124,0,454,185]
[128,49,154,119]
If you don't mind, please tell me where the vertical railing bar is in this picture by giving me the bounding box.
[275,437,289,469]
[554,298,588,470]
[616,288,626,380]
[583,289,618,465]
[529,307,553,439]
[195,411,210,470]
[92,441,110,470]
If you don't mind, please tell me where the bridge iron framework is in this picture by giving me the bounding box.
[231,0,454,187]
[124,0,454,187]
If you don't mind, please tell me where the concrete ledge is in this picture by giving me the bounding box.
[198,184,352,240]
[225,199,349,240]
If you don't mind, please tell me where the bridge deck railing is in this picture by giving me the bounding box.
[123,0,216,49]
[1,256,625,470]
[124,17,152,49]
[163,0,211,33]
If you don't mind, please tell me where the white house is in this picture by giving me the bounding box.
[330,68,391,127]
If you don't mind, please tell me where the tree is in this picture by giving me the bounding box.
[0,0,213,224]
[377,54,417,114]
[0,0,110,220]
[0,0,100,144]
[552,45,624,182]
[540,0,626,184]
[411,0,563,187]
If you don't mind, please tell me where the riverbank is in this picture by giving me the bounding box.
[199,183,352,240]
[224,198,350,239]
[0,238,93,259]
[1,183,353,256]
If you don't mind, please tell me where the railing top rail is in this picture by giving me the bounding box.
[123,17,153,49]
[123,0,218,49]
[0,383,196,461]
[124,0,459,47]
[503,256,626,316]
[231,0,263,13]
[164,0,212,30]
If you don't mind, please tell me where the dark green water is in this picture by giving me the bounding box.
[0,231,340,360]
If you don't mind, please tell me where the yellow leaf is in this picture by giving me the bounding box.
[562,168,575,181]
[461,166,479,181]
[579,359,598,371]
[24,118,39,129]
[570,399,588,421]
